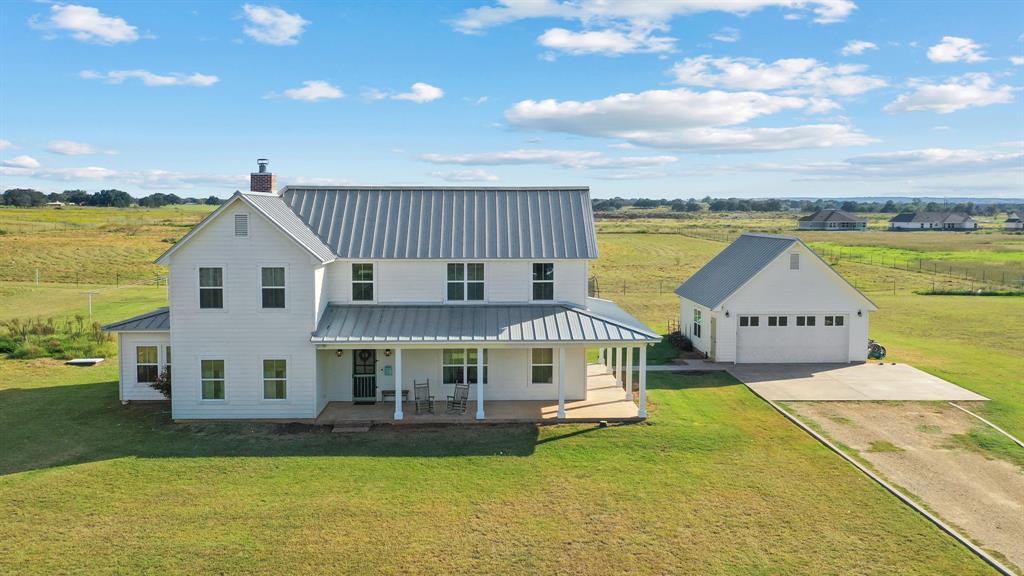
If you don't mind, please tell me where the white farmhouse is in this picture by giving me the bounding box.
[675,233,876,363]
[1005,212,1023,231]
[889,212,978,231]
[104,161,658,422]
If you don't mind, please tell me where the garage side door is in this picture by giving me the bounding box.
[736,315,849,363]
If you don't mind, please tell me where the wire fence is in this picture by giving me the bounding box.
[6,269,168,288]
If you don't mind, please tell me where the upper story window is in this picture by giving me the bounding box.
[234,213,249,237]
[352,263,374,301]
[261,267,285,309]
[447,263,484,301]
[199,267,223,309]
[790,253,800,270]
[532,263,554,301]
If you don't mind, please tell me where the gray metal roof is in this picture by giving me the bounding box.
[280,187,598,260]
[674,233,797,309]
[889,211,974,224]
[311,300,659,344]
[798,209,865,223]
[102,308,170,332]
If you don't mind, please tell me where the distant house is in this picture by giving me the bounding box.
[889,212,978,231]
[1006,212,1023,231]
[798,209,867,231]
[45,201,65,208]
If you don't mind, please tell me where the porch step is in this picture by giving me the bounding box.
[331,425,371,433]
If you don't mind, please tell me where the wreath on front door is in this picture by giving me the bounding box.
[358,350,373,362]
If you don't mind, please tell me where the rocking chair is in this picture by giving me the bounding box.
[413,379,434,415]
[446,383,470,414]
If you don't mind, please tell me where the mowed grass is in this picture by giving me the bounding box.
[0,363,990,575]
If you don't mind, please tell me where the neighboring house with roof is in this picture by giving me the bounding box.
[104,160,658,422]
[889,212,978,231]
[1005,212,1023,231]
[675,233,877,363]
[797,209,867,230]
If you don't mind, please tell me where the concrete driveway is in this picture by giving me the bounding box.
[729,363,988,401]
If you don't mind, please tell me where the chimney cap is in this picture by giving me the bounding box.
[257,158,269,173]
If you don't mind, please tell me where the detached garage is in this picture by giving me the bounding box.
[675,233,877,364]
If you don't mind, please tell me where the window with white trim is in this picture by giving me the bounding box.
[790,253,800,270]
[531,348,554,384]
[165,346,172,378]
[262,359,287,399]
[768,315,788,327]
[136,346,158,383]
[442,349,488,385]
[796,315,816,327]
[532,263,554,301]
[199,267,223,309]
[739,315,760,327]
[352,263,374,301]
[824,315,845,327]
[234,213,249,237]
[693,308,702,338]
[201,359,225,400]
[447,263,484,301]
[261,267,285,309]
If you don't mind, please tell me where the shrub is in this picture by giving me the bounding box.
[151,367,172,399]
[665,331,693,352]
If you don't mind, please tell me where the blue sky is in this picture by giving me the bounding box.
[1,1,1022,199]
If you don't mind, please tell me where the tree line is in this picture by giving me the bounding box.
[1,188,225,208]
[592,197,1024,216]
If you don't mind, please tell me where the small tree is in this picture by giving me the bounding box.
[150,367,171,399]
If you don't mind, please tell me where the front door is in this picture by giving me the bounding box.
[352,349,377,404]
[709,317,717,361]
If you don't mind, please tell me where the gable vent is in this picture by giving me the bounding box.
[234,213,249,237]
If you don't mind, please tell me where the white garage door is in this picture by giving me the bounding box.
[736,315,849,363]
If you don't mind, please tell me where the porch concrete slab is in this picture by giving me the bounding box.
[315,365,639,426]
[729,362,988,401]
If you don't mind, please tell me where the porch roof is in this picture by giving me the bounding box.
[311,299,659,345]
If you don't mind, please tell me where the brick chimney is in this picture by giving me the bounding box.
[250,158,276,193]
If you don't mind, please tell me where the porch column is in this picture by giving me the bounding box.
[625,346,634,400]
[638,345,648,418]
[611,347,618,385]
[475,346,485,420]
[393,348,404,421]
[557,347,566,419]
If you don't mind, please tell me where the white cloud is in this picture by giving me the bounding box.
[505,88,875,151]
[46,139,114,156]
[671,55,887,96]
[841,40,877,55]
[927,36,988,63]
[752,145,1023,178]
[453,0,856,35]
[711,27,740,43]
[0,163,249,190]
[242,4,308,45]
[884,74,1014,114]
[430,169,500,182]
[422,148,677,169]
[2,155,41,169]
[34,4,139,45]
[0,139,15,150]
[366,83,444,103]
[277,80,344,102]
[80,69,219,87]
[537,27,674,55]
[1011,56,1024,66]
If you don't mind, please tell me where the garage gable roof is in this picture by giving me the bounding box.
[675,233,876,310]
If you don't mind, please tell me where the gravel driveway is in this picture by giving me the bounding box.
[785,401,1024,572]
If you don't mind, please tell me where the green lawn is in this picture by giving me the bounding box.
[0,363,990,575]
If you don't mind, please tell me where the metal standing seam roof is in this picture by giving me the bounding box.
[280,187,599,260]
[102,308,170,332]
[242,193,336,262]
[311,302,659,344]
[674,233,798,309]
[889,211,973,224]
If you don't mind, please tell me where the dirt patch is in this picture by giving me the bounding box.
[787,401,1024,571]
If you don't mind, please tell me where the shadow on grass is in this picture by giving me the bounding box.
[0,381,542,476]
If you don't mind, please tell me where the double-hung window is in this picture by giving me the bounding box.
[199,267,223,309]
[201,359,225,400]
[352,263,374,301]
[447,263,484,301]
[693,309,702,338]
[261,267,285,308]
[532,263,554,301]
[136,346,158,383]
[531,348,554,384]
[262,359,287,400]
[442,349,488,385]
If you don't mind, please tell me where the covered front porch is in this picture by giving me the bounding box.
[315,363,641,425]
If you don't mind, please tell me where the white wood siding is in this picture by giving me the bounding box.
[166,201,320,419]
[118,332,171,401]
